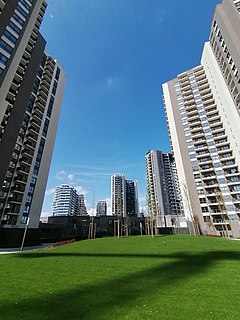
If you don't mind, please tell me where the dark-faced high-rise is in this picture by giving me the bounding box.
[0,1,65,229]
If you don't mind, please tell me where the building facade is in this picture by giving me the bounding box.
[96,200,107,216]
[125,180,139,217]
[111,174,126,217]
[146,150,182,227]
[78,193,87,215]
[0,1,65,229]
[52,184,87,216]
[162,0,240,237]
[111,174,139,217]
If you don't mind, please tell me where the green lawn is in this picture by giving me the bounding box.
[1,235,240,319]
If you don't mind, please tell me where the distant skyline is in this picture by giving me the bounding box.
[41,0,220,216]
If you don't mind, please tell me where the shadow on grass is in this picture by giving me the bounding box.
[1,251,240,319]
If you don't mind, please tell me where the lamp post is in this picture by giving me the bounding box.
[20,217,29,252]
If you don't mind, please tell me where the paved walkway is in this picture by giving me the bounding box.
[0,243,53,254]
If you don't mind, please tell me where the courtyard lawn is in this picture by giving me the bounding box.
[1,235,240,319]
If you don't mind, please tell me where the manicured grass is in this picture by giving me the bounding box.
[1,235,240,319]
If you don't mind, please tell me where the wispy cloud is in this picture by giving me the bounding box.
[56,170,76,182]
[75,185,89,196]
[46,188,56,196]
[41,211,51,218]
[106,76,118,87]
[55,170,89,195]
[98,75,124,92]
[67,174,74,181]
[68,162,144,172]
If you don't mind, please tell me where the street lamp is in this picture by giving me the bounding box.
[20,217,29,252]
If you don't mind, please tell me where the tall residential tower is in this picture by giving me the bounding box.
[146,150,182,227]
[96,200,107,216]
[163,0,240,237]
[52,184,87,216]
[111,174,139,217]
[0,1,65,229]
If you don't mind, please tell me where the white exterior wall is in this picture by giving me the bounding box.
[162,86,197,226]
[201,42,240,167]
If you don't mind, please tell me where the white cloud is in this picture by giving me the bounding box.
[75,185,89,196]
[46,188,56,196]
[41,211,51,217]
[101,76,123,91]
[56,170,67,180]
[50,13,54,19]
[67,174,74,181]
[107,77,116,87]
[56,170,76,182]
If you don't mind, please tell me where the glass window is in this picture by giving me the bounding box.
[16,4,28,18]
[218,178,226,184]
[0,39,13,54]
[19,0,31,11]
[3,30,17,44]
[0,53,8,65]
[8,21,21,34]
[12,12,24,26]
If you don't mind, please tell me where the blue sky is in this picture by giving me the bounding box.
[41,0,220,216]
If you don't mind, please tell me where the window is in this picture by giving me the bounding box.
[52,80,58,96]
[26,195,32,203]
[55,67,60,81]
[23,205,30,213]
[16,4,28,18]
[0,39,13,54]
[8,21,21,34]
[42,118,49,137]
[40,54,47,67]
[3,30,17,44]
[19,0,31,11]
[0,53,8,65]
[231,176,240,182]
[218,178,226,184]
[12,12,24,26]
[32,78,40,94]
[47,96,54,118]
[26,94,35,113]
[31,177,37,184]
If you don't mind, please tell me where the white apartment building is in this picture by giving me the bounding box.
[163,0,240,237]
[52,184,87,216]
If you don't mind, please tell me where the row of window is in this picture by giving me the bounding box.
[0,1,30,77]
[212,21,240,88]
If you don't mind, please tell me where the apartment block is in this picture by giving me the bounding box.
[111,174,126,217]
[52,184,87,216]
[0,1,65,229]
[111,174,139,217]
[162,0,240,237]
[146,150,182,227]
[125,180,139,217]
[96,200,107,216]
